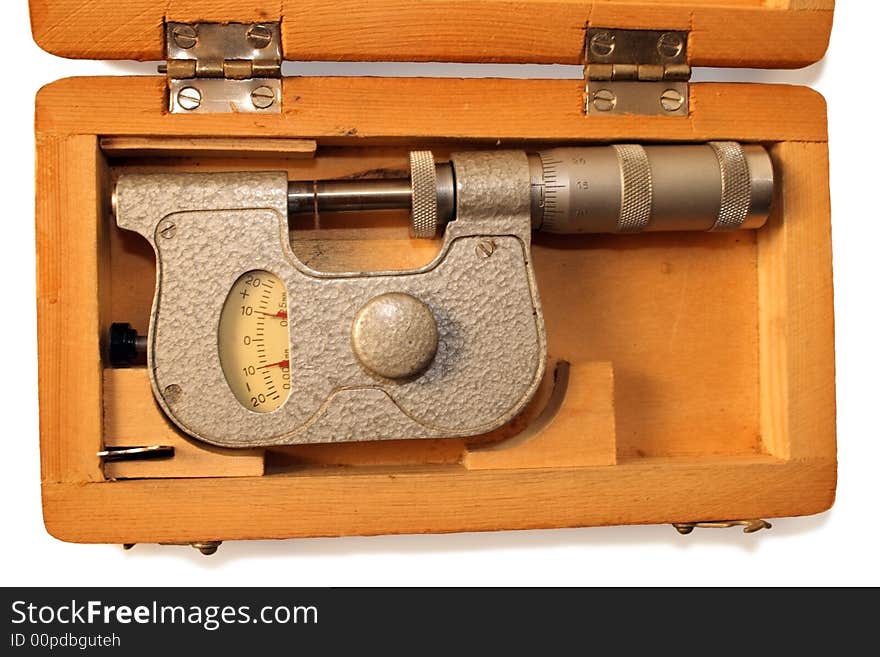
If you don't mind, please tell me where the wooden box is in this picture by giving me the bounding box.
[31,1,836,548]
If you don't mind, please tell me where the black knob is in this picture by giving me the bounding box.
[109,322,141,367]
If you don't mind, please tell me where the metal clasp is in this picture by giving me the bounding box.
[123,541,222,556]
[673,519,772,535]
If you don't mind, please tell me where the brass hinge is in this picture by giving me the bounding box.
[584,28,691,117]
[162,22,283,114]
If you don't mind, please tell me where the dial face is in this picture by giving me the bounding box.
[218,270,290,413]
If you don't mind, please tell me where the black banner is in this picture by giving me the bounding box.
[0,587,853,653]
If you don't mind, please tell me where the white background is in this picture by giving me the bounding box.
[2,2,877,587]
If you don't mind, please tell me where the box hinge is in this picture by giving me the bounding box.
[161,22,283,114]
[584,28,691,117]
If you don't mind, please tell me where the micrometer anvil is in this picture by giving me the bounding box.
[113,144,773,447]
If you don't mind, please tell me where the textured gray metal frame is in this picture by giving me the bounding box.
[114,157,547,448]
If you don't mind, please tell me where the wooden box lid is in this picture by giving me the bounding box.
[30,1,833,69]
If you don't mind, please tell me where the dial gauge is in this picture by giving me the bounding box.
[218,270,290,413]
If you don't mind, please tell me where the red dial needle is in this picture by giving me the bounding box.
[259,359,290,370]
[257,310,288,319]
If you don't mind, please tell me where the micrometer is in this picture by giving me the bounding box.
[113,143,773,447]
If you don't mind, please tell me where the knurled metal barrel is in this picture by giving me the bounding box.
[534,142,773,233]
[409,150,439,238]
[286,142,774,237]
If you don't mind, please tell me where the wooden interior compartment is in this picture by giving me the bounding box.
[104,137,764,470]
[36,76,835,542]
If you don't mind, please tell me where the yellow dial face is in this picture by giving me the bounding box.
[218,270,290,413]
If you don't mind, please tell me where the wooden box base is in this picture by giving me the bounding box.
[35,76,835,544]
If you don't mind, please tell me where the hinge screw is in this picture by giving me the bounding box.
[251,86,276,109]
[592,88,617,112]
[589,31,616,58]
[246,24,273,49]
[176,86,202,111]
[657,32,684,59]
[171,24,198,49]
[660,88,684,113]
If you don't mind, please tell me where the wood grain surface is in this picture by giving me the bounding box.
[33,1,836,541]
[43,457,836,543]
[36,77,828,143]
[30,1,833,68]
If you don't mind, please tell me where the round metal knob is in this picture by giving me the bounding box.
[409,150,439,238]
[351,292,439,380]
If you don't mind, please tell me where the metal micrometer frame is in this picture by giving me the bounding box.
[114,143,773,447]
